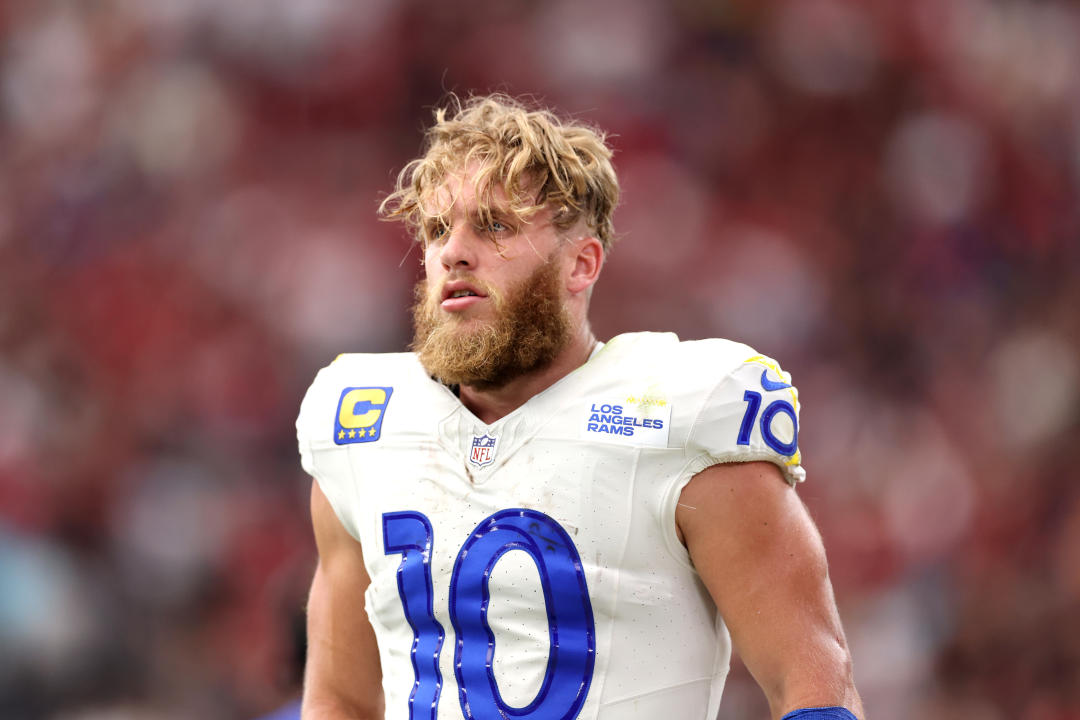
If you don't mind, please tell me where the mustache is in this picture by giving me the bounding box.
[424,273,500,305]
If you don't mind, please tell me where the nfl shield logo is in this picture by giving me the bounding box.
[469,434,499,468]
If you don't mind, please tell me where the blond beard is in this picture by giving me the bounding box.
[411,256,572,390]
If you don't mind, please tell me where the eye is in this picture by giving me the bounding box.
[483,216,516,235]
[425,220,449,244]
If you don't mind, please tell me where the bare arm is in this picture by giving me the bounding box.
[303,481,384,719]
[676,461,864,719]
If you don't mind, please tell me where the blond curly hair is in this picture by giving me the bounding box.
[379,93,619,252]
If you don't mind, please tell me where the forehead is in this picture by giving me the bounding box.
[428,165,500,215]
[424,161,542,217]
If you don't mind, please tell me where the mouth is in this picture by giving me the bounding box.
[440,281,488,311]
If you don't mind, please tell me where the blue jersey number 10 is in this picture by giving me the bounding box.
[383,508,597,720]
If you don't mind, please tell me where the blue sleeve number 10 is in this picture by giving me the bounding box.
[383,509,596,720]
[737,390,798,456]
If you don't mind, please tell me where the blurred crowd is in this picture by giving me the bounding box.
[1,0,1078,718]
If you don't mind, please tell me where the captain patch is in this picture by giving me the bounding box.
[334,386,393,445]
[581,396,672,448]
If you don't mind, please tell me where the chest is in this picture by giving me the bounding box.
[360,433,635,561]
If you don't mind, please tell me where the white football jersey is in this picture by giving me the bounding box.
[296,332,805,720]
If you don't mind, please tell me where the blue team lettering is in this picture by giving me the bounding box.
[586,403,665,436]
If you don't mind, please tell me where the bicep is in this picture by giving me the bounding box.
[676,462,861,718]
[303,480,384,719]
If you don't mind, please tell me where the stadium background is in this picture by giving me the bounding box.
[1,1,1078,718]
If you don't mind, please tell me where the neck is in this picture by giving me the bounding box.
[458,323,598,424]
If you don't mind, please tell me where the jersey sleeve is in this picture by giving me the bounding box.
[685,352,806,485]
[296,358,365,542]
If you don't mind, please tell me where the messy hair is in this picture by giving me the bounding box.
[378,93,619,252]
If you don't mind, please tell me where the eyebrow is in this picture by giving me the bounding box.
[427,207,516,228]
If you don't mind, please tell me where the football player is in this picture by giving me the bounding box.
[297,94,864,720]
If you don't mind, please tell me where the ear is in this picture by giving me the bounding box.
[565,236,604,295]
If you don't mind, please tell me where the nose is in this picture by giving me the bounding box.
[436,224,478,270]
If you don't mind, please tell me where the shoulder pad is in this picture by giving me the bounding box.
[684,347,805,485]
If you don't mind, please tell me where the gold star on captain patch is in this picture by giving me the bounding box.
[338,430,345,440]
[367,427,377,437]
[348,429,357,438]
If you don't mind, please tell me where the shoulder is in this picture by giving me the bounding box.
[602,333,805,485]
[296,352,430,450]
[310,351,424,383]
[299,352,422,410]
[597,331,759,387]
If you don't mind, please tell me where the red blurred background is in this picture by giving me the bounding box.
[1,1,1078,718]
